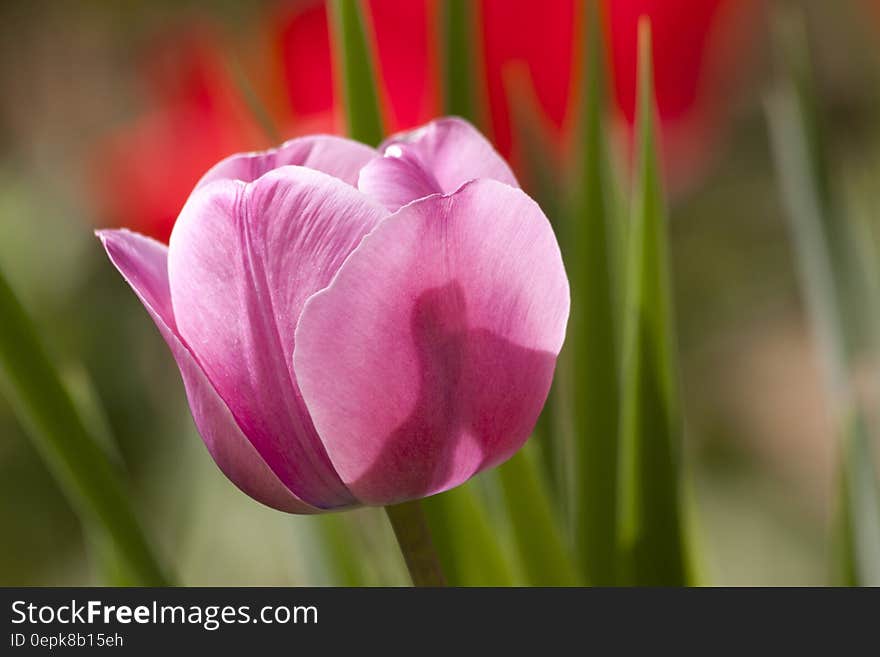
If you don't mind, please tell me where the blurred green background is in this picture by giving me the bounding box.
[1,0,879,585]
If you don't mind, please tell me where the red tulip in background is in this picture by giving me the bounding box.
[90,29,269,243]
[479,0,578,160]
[608,0,763,189]
[276,0,441,134]
[90,0,763,242]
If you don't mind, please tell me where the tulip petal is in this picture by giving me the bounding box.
[196,135,377,189]
[97,229,319,513]
[358,117,519,211]
[168,166,389,508]
[295,179,569,505]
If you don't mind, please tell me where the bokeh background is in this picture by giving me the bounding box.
[1,0,879,585]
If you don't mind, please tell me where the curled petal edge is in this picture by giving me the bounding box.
[97,229,323,514]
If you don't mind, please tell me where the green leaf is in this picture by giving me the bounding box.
[0,266,171,586]
[422,483,515,586]
[497,445,582,585]
[441,0,481,123]
[616,19,692,586]
[765,17,848,396]
[569,0,624,585]
[834,413,880,586]
[505,70,567,233]
[316,514,368,586]
[504,69,572,504]
[766,9,880,586]
[85,523,142,586]
[500,84,585,586]
[63,365,138,585]
[328,0,384,146]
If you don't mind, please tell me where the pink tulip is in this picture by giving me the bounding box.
[98,118,569,511]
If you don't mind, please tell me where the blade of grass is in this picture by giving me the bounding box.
[765,10,880,586]
[85,523,144,586]
[62,365,137,584]
[329,0,384,146]
[616,19,692,586]
[500,61,610,586]
[442,0,481,123]
[0,266,170,586]
[766,19,848,392]
[569,0,624,585]
[835,413,880,586]
[497,445,582,585]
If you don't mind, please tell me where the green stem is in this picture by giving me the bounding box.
[385,500,446,587]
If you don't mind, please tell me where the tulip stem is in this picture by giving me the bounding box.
[385,500,447,587]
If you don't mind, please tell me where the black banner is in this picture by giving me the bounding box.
[0,587,875,653]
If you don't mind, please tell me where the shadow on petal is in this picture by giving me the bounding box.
[354,281,557,504]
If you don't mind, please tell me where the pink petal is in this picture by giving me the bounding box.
[358,117,519,211]
[168,166,389,508]
[196,135,377,189]
[97,229,319,513]
[294,179,569,505]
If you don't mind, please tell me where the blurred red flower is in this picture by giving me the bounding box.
[607,0,764,192]
[479,0,578,160]
[274,0,440,136]
[90,28,270,243]
[90,0,763,242]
